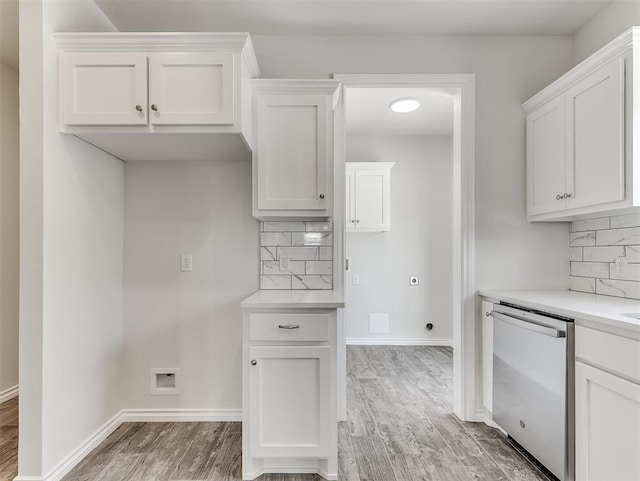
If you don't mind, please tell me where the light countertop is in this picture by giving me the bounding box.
[479,289,640,337]
[241,290,345,309]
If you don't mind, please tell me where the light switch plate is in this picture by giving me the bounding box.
[181,254,193,272]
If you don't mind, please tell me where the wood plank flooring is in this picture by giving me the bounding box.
[0,397,18,481]
[60,346,551,481]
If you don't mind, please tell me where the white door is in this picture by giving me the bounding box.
[61,52,148,126]
[481,300,494,414]
[354,168,390,230]
[575,361,640,481]
[565,58,625,210]
[345,169,356,230]
[526,96,566,216]
[248,346,331,458]
[256,95,330,211]
[148,52,235,125]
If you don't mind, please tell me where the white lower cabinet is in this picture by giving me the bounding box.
[243,309,337,480]
[248,346,331,458]
[575,325,640,481]
[575,361,640,481]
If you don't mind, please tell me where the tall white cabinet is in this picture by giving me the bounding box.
[523,27,639,221]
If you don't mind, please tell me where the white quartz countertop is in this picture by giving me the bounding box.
[479,289,640,337]
[241,290,345,309]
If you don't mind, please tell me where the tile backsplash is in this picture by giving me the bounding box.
[569,213,640,300]
[260,221,333,290]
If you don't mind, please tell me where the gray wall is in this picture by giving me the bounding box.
[345,135,453,342]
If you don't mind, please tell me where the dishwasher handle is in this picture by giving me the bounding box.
[490,311,566,338]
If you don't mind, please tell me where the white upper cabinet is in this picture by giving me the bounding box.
[55,33,260,162]
[61,52,148,126]
[148,52,235,126]
[526,96,566,216]
[252,80,341,219]
[523,27,639,221]
[346,162,394,232]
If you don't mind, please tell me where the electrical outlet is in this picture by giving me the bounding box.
[409,276,419,286]
[352,275,360,285]
[279,255,290,271]
[181,254,193,272]
[614,257,628,276]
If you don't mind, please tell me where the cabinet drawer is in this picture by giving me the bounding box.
[576,326,640,383]
[249,313,329,342]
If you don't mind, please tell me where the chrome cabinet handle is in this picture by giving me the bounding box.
[151,104,159,112]
[135,105,143,112]
[250,360,257,366]
[485,311,491,317]
[563,193,572,199]
[556,194,563,200]
[278,324,300,330]
[319,194,325,199]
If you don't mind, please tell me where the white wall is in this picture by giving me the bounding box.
[124,160,258,411]
[19,0,123,476]
[572,0,640,65]
[345,135,453,342]
[0,62,19,397]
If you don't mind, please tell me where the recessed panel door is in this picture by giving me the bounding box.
[148,52,235,125]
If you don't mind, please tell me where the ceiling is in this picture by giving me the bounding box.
[0,0,18,70]
[95,0,611,36]
[346,87,454,136]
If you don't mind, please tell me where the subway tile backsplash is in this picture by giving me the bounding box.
[259,221,333,290]
[569,214,640,300]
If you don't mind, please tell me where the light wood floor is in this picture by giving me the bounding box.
[60,346,551,481]
[0,397,18,481]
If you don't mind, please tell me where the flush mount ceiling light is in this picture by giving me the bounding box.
[389,97,421,113]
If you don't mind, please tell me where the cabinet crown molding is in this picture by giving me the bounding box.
[53,32,261,78]
[346,162,395,170]
[523,26,638,112]
[252,79,342,108]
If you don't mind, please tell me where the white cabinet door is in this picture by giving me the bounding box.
[248,345,331,458]
[526,95,566,216]
[61,52,148,126]
[355,169,390,231]
[481,300,494,415]
[565,58,625,210]
[256,95,330,211]
[575,361,640,481]
[346,163,393,232]
[148,52,235,125]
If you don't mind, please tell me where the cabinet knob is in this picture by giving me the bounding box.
[319,194,325,199]
[351,220,355,223]
[151,104,159,112]
[356,220,360,223]
[250,360,257,366]
[486,311,491,317]
[556,194,563,200]
[563,193,572,199]
[135,105,143,112]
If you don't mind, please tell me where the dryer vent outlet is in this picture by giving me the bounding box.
[151,368,181,395]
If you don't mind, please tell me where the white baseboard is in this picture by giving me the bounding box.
[0,385,18,404]
[13,477,43,481]
[121,408,242,423]
[41,411,122,481]
[346,338,453,347]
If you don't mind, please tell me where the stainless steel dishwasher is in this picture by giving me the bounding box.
[491,303,574,481]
